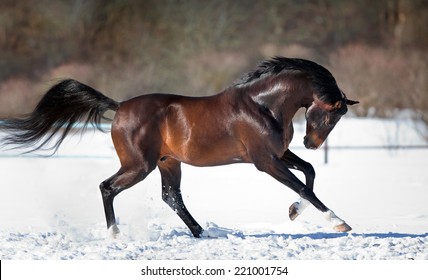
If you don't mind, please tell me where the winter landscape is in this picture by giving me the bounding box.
[0,117,427,261]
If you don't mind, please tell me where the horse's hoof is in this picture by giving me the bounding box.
[108,225,121,239]
[333,223,352,232]
[289,202,299,221]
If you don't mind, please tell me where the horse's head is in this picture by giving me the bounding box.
[304,94,358,149]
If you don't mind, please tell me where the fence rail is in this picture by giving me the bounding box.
[320,140,428,164]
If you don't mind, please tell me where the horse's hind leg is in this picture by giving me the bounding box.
[100,164,155,237]
[158,158,203,237]
[101,110,161,237]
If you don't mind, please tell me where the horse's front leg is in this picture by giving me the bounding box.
[280,149,315,220]
[254,154,351,232]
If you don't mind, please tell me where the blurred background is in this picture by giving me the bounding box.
[0,0,427,131]
[0,1,428,252]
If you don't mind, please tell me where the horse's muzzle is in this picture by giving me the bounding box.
[303,135,321,150]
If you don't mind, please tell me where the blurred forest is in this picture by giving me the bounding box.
[0,0,427,127]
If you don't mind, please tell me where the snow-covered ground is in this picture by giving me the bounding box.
[0,117,427,260]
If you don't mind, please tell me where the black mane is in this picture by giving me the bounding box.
[234,56,343,104]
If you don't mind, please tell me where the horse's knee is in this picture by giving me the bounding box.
[303,162,316,179]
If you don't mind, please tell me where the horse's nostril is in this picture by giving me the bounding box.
[303,136,308,145]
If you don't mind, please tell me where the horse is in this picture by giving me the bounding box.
[0,57,358,238]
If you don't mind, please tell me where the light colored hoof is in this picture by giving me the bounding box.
[289,202,299,221]
[108,225,121,239]
[290,198,310,221]
[334,223,352,232]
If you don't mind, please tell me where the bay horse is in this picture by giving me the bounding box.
[0,57,358,238]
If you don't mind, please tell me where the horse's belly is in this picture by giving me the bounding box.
[163,135,249,166]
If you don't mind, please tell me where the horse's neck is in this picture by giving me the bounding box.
[247,79,313,124]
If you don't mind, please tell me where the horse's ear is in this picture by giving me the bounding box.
[333,100,342,109]
[346,99,359,106]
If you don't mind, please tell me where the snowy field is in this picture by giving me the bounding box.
[0,117,427,260]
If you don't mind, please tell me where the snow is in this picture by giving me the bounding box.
[0,117,427,260]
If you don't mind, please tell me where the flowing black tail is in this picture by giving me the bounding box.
[0,79,119,154]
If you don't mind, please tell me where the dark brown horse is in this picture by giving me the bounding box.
[0,57,358,237]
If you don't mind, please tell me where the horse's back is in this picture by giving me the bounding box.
[111,93,249,167]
